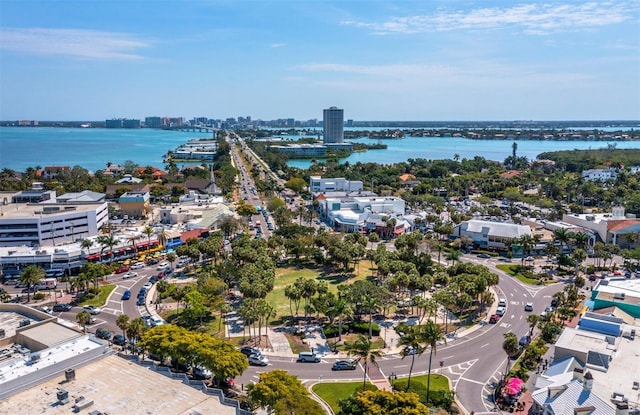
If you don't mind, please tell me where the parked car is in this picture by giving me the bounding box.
[240,346,261,357]
[496,306,506,316]
[146,258,159,265]
[41,306,53,315]
[53,303,72,312]
[22,286,39,293]
[112,334,126,346]
[498,298,507,307]
[82,305,101,315]
[489,314,501,324]
[143,282,153,290]
[136,297,145,306]
[524,302,534,312]
[121,290,131,300]
[157,262,169,271]
[149,276,158,284]
[248,354,269,366]
[95,327,111,340]
[332,360,357,371]
[123,271,138,279]
[477,253,491,259]
[192,365,212,379]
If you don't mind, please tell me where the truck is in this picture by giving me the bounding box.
[37,278,57,290]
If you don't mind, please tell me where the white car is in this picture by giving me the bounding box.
[248,354,269,366]
[130,262,145,270]
[150,316,164,327]
[496,306,506,316]
[143,282,153,290]
[82,305,101,315]
[524,302,534,312]
[157,262,169,271]
[123,271,138,279]
[498,298,507,307]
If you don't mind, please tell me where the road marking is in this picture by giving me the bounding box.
[393,364,409,369]
[441,355,454,361]
[458,377,486,386]
[480,343,489,348]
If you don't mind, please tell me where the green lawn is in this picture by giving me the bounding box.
[496,264,541,285]
[79,285,116,307]
[312,382,376,414]
[393,373,449,393]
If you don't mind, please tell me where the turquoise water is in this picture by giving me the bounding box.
[286,136,640,169]
[1,126,638,172]
[0,127,212,172]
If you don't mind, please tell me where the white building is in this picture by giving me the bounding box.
[309,176,363,193]
[562,206,640,246]
[582,168,617,182]
[317,195,405,233]
[453,219,532,251]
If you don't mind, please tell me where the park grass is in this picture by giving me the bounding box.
[496,264,540,285]
[312,382,376,414]
[393,373,449,393]
[266,261,375,321]
[80,284,116,307]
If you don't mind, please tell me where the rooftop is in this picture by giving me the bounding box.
[0,202,104,220]
[0,355,236,415]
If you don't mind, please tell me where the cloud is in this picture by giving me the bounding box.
[270,42,286,48]
[342,2,637,35]
[0,28,152,60]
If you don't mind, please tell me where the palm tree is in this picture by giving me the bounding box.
[502,332,519,378]
[80,238,94,254]
[518,234,535,265]
[126,318,146,354]
[76,311,92,333]
[143,225,154,249]
[422,320,446,404]
[97,234,118,264]
[344,334,382,391]
[19,265,45,302]
[553,228,571,254]
[526,314,540,336]
[116,314,130,341]
[156,227,168,251]
[445,249,461,265]
[395,322,425,390]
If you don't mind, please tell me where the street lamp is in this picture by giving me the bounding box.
[388,372,397,390]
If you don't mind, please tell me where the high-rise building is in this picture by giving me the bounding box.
[323,106,344,144]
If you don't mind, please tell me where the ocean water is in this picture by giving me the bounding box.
[0,127,213,172]
[1,126,638,172]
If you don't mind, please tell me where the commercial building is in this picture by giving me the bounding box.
[452,219,532,251]
[323,106,344,144]
[317,194,405,233]
[118,191,151,219]
[589,278,640,319]
[269,144,327,157]
[0,196,108,247]
[309,176,363,192]
[562,206,640,247]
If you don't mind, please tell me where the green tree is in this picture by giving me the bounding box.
[76,311,92,333]
[116,314,130,341]
[19,265,45,302]
[345,334,382,391]
[502,332,519,377]
[395,322,425,390]
[422,320,445,404]
[339,389,428,415]
[247,370,324,415]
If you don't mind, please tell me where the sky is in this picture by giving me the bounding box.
[1,0,639,121]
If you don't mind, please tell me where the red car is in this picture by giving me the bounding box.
[115,265,130,274]
[489,314,500,324]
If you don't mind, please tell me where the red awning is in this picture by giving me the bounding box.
[138,241,149,247]
[394,229,403,235]
[86,254,100,260]
[119,249,125,253]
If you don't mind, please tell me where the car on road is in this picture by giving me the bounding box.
[489,314,501,324]
[157,262,169,271]
[143,282,153,290]
[477,253,491,259]
[115,265,130,274]
[297,352,320,363]
[53,303,72,312]
[150,316,164,327]
[332,360,357,371]
[524,302,534,312]
[82,305,101,315]
[136,297,145,306]
[240,346,261,357]
[95,327,111,340]
[149,276,158,284]
[121,290,131,300]
[21,286,38,293]
[123,271,138,279]
[130,262,145,270]
[112,334,126,346]
[41,306,53,314]
[498,298,507,307]
[248,354,269,366]
[496,306,506,316]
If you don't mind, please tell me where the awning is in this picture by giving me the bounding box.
[119,249,125,253]
[86,254,100,260]
[394,229,403,235]
[138,242,149,247]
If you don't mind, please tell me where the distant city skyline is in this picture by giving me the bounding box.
[1,1,638,121]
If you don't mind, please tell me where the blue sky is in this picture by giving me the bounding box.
[1,0,638,121]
